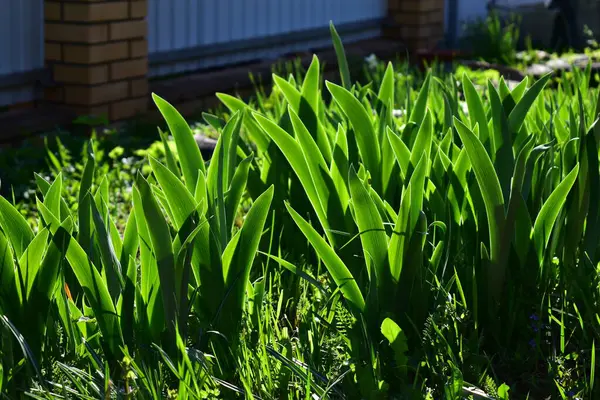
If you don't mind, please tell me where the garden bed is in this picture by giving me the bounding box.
[0,28,599,399]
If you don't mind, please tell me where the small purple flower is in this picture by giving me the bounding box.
[566,390,575,398]
[529,313,539,321]
[528,338,536,348]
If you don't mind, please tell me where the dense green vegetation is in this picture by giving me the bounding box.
[1,25,599,399]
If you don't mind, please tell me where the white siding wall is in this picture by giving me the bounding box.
[148,0,387,77]
[0,0,44,107]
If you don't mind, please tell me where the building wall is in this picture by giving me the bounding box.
[0,0,447,124]
[147,0,387,77]
[0,0,44,107]
[43,0,149,121]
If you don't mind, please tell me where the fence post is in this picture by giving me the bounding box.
[44,0,149,121]
[386,0,446,50]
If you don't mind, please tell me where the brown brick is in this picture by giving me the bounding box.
[130,78,149,97]
[44,87,65,103]
[45,23,108,43]
[63,42,129,64]
[129,39,148,58]
[45,43,62,62]
[392,11,422,26]
[110,58,147,80]
[399,0,442,12]
[54,64,108,85]
[63,2,129,22]
[387,0,401,12]
[427,10,444,25]
[109,20,146,40]
[45,2,62,21]
[65,81,129,105]
[73,105,111,119]
[129,0,147,18]
[110,97,148,120]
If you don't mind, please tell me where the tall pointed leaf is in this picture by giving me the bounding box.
[348,166,388,287]
[286,203,365,312]
[532,164,579,264]
[0,196,34,259]
[136,175,177,336]
[327,81,381,191]
[330,22,351,90]
[508,73,551,134]
[153,94,205,192]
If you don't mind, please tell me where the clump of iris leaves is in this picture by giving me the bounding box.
[0,24,598,399]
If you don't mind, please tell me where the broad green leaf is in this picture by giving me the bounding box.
[348,166,388,287]
[388,152,428,283]
[17,228,49,302]
[206,112,243,249]
[0,196,34,259]
[327,81,381,191]
[584,130,600,259]
[409,71,431,126]
[220,186,274,336]
[273,74,301,110]
[132,186,163,339]
[253,112,334,244]
[378,62,395,108]
[216,94,270,153]
[488,81,514,205]
[225,155,252,233]
[410,110,433,168]
[202,112,226,130]
[463,73,490,145]
[532,164,579,264]
[136,175,177,337]
[119,211,138,272]
[35,173,70,222]
[37,199,66,235]
[150,157,197,231]
[301,55,320,113]
[387,127,411,179]
[330,22,351,90]
[290,107,346,231]
[286,203,365,312]
[0,230,16,311]
[64,232,123,358]
[508,73,551,134]
[91,197,124,302]
[510,76,529,103]
[381,318,408,375]
[153,93,205,192]
[454,118,505,296]
[158,128,181,177]
[119,255,137,346]
[330,124,350,206]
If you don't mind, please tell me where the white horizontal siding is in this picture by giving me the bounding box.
[0,0,44,107]
[148,0,386,77]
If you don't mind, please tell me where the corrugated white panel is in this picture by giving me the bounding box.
[148,0,387,77]
[0,0,44,107]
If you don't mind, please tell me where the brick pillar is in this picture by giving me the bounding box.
[387,0,445,50]
[44,0,149,121]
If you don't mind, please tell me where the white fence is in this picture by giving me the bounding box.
[148,0,387,77]
[0,0,44,107]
